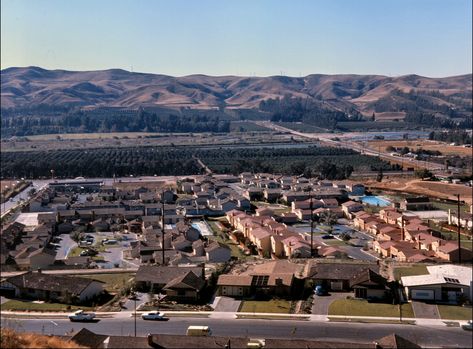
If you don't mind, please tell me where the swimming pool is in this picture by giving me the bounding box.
[359,196,391,207]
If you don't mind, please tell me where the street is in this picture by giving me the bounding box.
[1,315,471,348]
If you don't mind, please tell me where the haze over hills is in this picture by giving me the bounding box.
[1,67,471,116]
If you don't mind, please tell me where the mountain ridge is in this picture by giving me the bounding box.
[1,66,471,114]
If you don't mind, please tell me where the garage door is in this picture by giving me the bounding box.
[411,289,434,300]
[330,281,343,291]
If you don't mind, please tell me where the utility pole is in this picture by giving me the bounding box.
[457,194,462,264]
[161,189,165,265]
[310,188,314,257]
[134,294,137,337]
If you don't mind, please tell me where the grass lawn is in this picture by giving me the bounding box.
[68,243,107,257]
[437,305,473,320]
[209,235,247,259]
[328,299,415,318]
[79,273,135,293]
[2,300,92,312]
[239,300,292,314]
[393,265,428,280]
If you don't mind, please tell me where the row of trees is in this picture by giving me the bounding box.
[0,108,231,137]
[1,145,395,180]
[428,130,472,145]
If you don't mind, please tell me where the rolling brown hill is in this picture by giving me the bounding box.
[1,66,471,114]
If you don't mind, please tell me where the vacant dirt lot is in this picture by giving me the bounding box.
[367,179,473,205]
[367,140,472,157]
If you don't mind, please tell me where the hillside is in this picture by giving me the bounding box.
[1,67,471,115]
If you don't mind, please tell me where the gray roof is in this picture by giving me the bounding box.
[6,272,103,295]
[306,261,379,281]
[135,265,203,285]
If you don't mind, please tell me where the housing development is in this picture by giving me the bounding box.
[1,169,472,348]
[1,1,472,346]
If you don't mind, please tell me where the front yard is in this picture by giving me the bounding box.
[437,305,473,320]
[239,300,293,314]
[328,299,415,318]
[2,300,93,312]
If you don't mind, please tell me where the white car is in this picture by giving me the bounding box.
[141,311,168,321]
[68,309,96,322]
[462,320,472,331]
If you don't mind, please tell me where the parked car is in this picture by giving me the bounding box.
[321,234,334,239]
[141,311,168,321]
[314,285,328,296]
[68,310,96,322]
[462,320,472,331]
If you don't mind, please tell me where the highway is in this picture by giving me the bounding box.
[256,121,446,171]
[1,315,471,348]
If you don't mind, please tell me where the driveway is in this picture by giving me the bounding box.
[411,301,440,319]
[213,296,242,312]
[312,292,351,315]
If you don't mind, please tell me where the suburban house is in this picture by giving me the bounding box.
[401,265,472,303]
[134,265,204,292]
[217,260,304,298]
[162,270,206,302]
[305,261,380,291]
[341,200,364,218]
[350,269,389,300]
[448,209,473,229]
[205,241,232,262]
[0,271,104,303]
[13,246,56,270]
[400,197,433,211]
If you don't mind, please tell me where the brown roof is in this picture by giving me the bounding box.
[69,328,107,348]
[350,269,387,288]
[135,265,203,284]
[6,272,103,295]
[306,261,379,280]
[217,274,253,286]
[163,271,205,291]
[376,333,421,349]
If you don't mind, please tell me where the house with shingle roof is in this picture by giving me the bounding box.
[2,271,103,303]
[163,271,206,302]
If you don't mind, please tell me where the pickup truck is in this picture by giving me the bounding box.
[68,310,96,322]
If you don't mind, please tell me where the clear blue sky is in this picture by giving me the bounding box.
[1,0,471,77]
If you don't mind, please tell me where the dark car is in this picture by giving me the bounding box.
[321,234,334,239]
[314,285,328,296]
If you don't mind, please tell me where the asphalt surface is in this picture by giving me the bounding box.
[2,316,471,348]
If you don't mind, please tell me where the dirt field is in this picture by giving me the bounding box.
[374,112,406,121]
[1,132,304,153]
[367,140,472,157]
[366,178,473,205]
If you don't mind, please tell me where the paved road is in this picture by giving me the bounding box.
[55,234,77,260]
[256,121,446,171]
[2,316,470,348]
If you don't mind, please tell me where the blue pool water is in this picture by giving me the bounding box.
[359,196,391,207]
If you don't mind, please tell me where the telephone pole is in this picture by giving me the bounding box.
[456,194,462,264]
[310,188,314,257]
[161,189,166,265]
